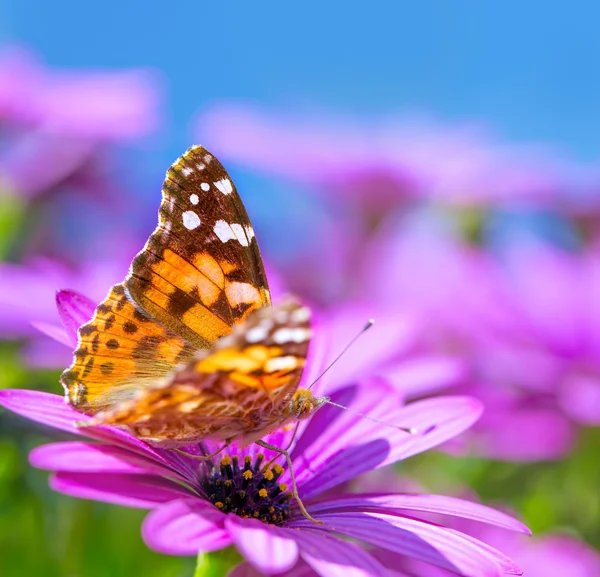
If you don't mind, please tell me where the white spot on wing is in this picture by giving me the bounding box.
[230,223,250,247]
[245,325,269,343]
[182,211,201,230]
[214,178,233,195]
[226,282,260,305]
[181,166,193,177]
[291,306,311,323]
[272,327,311,344]
[213,220,237,243]
[201,182,210,191]
[265,356,299,373]
[245,226,255,242]
[190,194,199,205]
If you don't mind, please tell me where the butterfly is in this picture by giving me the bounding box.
[60,145,328,522]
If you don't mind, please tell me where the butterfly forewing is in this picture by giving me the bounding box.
[125,145,271,350]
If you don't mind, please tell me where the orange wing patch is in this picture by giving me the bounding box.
[60,283,196,413]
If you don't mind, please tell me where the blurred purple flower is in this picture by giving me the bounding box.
[361,224,600,460]
[196,103,576,209]
[0,384,529,576]
[0,257,132,367]
[0,46,161,199]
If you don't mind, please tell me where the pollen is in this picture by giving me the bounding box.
[199,453,292,525]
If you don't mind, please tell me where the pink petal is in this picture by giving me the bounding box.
[293,529,390,577]
[476,407,574,461]
[29,321,73,347]
[293,513,520,577]
[382,356,467,397]
[142,499,231,555]
[226,516,299,574]
[56,289,96,345]
[30,441,174,476]
[0,389,171,463]
[50,471,192,508]
[307,493,530,534]
[294,385,482,498]
[318,303,417,390]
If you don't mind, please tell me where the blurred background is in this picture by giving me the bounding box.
[1,1,600,576]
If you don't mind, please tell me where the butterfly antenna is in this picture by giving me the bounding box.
[308,318,420,435]
[324,399,419,435]
[308,318,375,391]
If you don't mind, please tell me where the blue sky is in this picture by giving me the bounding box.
[2,1,600,163]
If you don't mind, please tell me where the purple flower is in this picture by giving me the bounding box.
[360,225,600,460]
[0,46,161,199]
[0,385,528,576]
[196,103,575,209]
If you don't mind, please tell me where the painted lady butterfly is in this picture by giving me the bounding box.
[60,145,328,521]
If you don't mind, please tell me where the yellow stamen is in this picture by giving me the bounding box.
[258,488,268,498]
[272,464,283,475]
[220,455,231,466]
[263,469,274,481]
[215,502,224,509]
[278,483,288,492]
[243,470,253,480]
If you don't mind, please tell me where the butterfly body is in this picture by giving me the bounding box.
[61,145,325,449]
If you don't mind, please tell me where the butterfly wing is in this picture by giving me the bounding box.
[86,299,312,448]
[61,145,272,414]
[61,283,195,411]
[125,145,271,349]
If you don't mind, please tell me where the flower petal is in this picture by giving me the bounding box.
[143,498,231,555]
[56,289,96,345]
[293,384,482,499]
[29,321,73,347]
[50,471,192,508]
[30,441,174,476]
[293,529,391,577]
[292,512,520,577]
[307,493,530,535]
[0,389,171,464]
[225,516,299,574]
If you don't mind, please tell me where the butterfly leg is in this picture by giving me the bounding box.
[172,441,230,461]
[261,422,301,472]
[255,439,322,525]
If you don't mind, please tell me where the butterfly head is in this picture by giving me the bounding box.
[290,388,329,421]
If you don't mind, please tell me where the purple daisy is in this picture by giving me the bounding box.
[0,385,528,576]
[0,46,161,200]
[0,290,528,576]
[195,102,576,209]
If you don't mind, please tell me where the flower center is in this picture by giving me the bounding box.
[199,453,292,525]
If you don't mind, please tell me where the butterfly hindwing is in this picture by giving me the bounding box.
[125,145,271,350]
[61,283,196,412]
[88,299,311,447]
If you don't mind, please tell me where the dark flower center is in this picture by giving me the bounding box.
[199,453,292,525]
